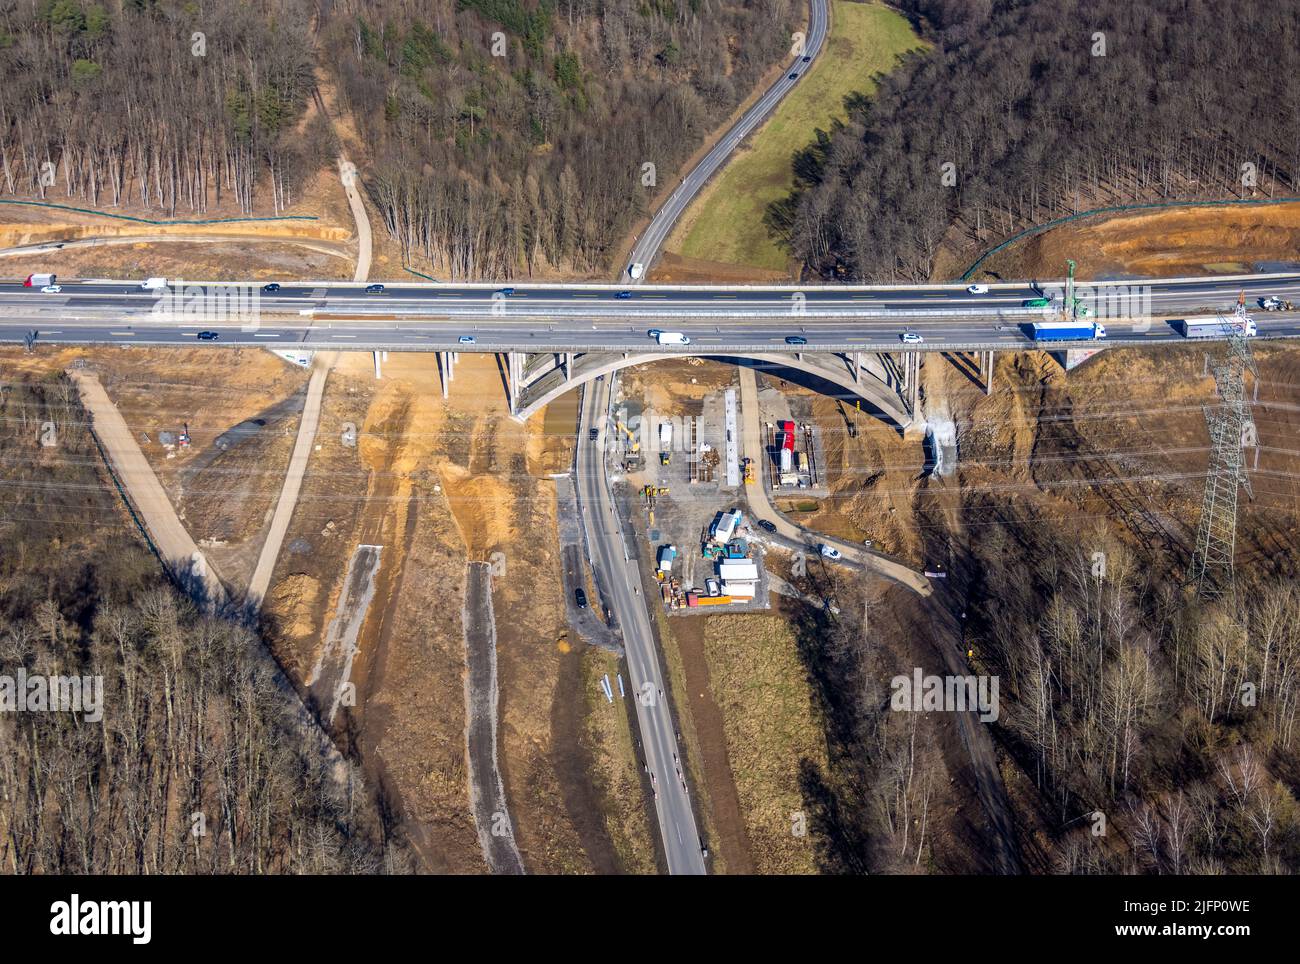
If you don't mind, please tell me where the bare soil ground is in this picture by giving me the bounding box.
[956,200,1300,282]
[0,345,308,589]
[255,351,634,873]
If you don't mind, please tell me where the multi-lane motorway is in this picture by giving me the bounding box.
[4,274,1300,352]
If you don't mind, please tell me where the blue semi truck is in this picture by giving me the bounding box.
[1029,321,1107,342]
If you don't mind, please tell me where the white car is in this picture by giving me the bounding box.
[966,283,989,294]
[900,331,924,344]
[819,544,842,560]
[40,284,62,294]
[628,262,645,280]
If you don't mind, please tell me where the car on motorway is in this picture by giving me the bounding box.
[1023,296,1051,308]
[819,544,842,560]
[365,283,385,293]
[628,262,645,280]
[262,282,281,292]
[458,335,476,345]
[574,588,588,609]
[40,284,62,294]
[615,290,632,299]
[900,331,924,344]
[802,55,811,62]
[588,427,599,441]
[966,283,989,294]
[498,287,515,296]
[785,335,808,345]
[652,330,690,345]
[1260,296,1288,311]
[788,72,799,80]
[196,331,220,341]
[757,519,777,533]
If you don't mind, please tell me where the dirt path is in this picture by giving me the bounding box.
[0,233,351,262]
[738,366,932,595]
[71,370,227,604]
[246,351,337,607]
[339,159,371,282]
[463,561,526,874]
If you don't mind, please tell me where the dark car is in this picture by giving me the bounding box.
[785,335,808,345]
[588,427,599,441]
[574,588,588,609]
[757,519,777,533]
[802,55,811,63]
[262,282,281,292]
[615,291,633,299]
[788,72,799,80]
[365,283,385,293]
[197,331,220,341]
[498,287,515,296]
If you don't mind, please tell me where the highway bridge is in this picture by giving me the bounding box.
[4,272,1299,430]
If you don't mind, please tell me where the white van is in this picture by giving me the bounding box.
[628,262,644,280]
[139,277,168,290]
[655,330,690,346]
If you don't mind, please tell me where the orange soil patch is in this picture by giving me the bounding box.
[962,200,1300,282]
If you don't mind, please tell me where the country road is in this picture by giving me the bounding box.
[625,0,830,278]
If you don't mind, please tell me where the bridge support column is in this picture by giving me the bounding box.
[979,350,994,395]
[853,351,863,383]
[373,351,382,379]
[438,351,457,399]
[904,351,920,416]
[504,351,522,411]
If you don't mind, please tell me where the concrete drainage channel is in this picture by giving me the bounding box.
[462,561,525,875]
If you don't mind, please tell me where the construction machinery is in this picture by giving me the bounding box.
[742,457,755,484]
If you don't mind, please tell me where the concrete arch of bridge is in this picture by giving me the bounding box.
[511,351,911,430]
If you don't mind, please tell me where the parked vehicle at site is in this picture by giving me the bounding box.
[819,544,842,560]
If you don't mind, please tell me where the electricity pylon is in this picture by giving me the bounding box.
[1191,310,1258,599]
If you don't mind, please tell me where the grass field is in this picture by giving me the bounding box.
[704,612,828,874]
[672,1,922,272]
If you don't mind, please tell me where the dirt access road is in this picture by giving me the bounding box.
[71,370,226,604]
[246,352,337,606]
[737,366,932,596]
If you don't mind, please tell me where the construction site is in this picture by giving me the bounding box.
[606,369,770,614]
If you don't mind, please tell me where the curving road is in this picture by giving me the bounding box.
[623,0,829,280]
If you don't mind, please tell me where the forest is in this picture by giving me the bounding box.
[0,374,399,873]
[332,0,797,276]
[775,0,1300,281]
[0,0,798,276]
[0,0,327,215]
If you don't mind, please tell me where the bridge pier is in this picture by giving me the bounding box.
[438,350,459,399]
[373,350,382,380]
[903,351,920,415]
[979,350,995,395]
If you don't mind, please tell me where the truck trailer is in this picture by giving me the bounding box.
[1176,315,1257,339]
[24,273,56,287]
[1029,321,1107,342]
